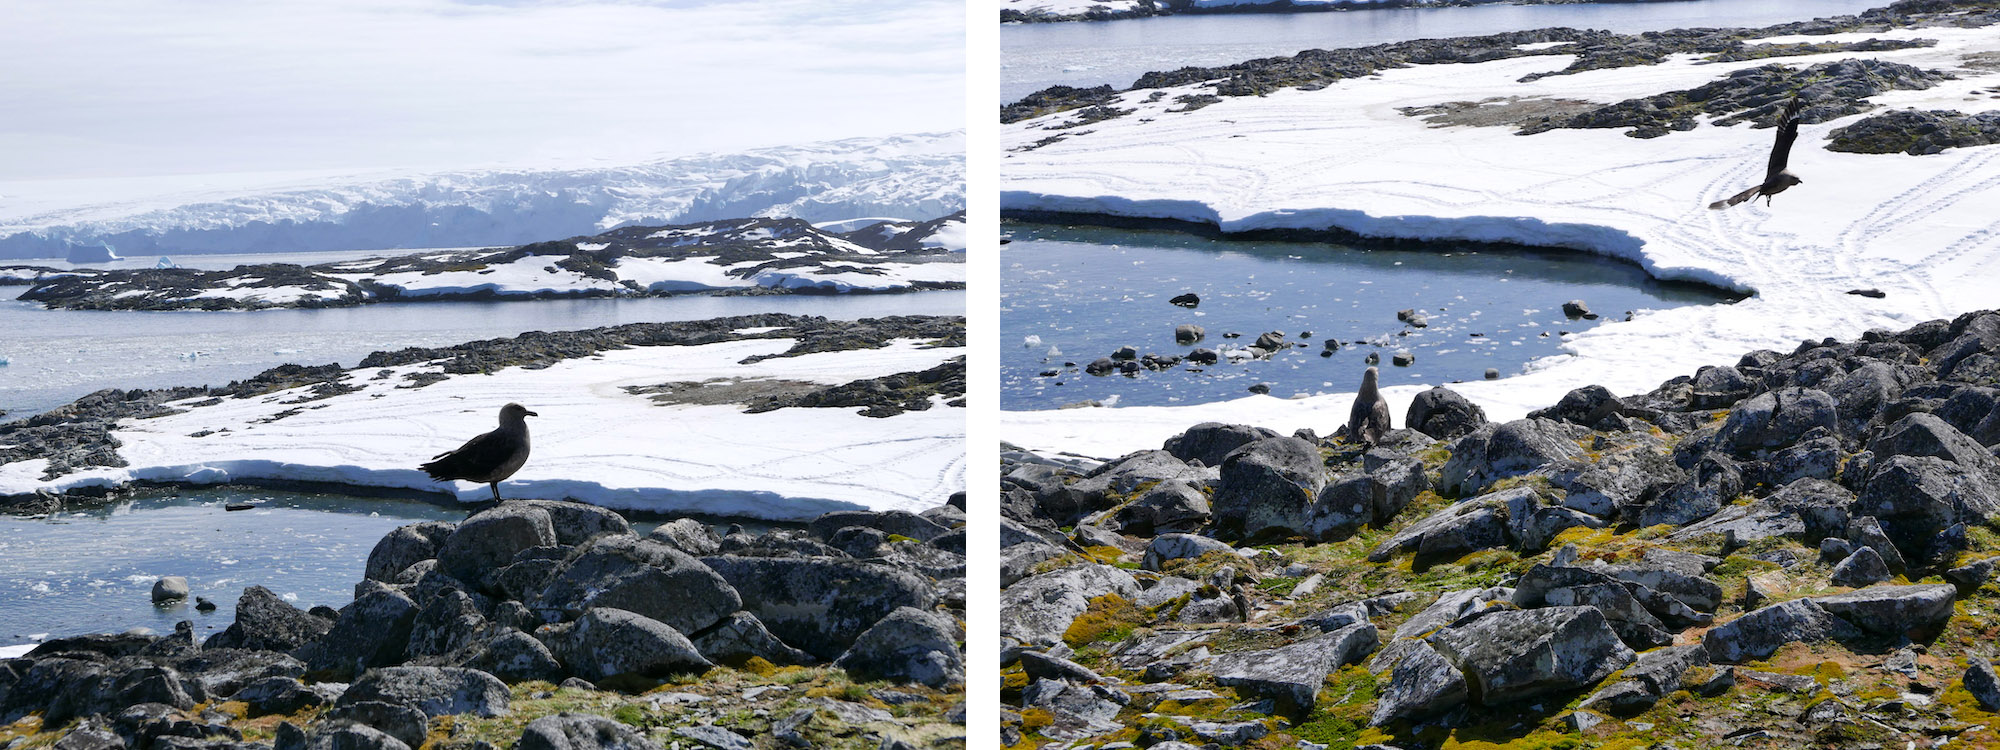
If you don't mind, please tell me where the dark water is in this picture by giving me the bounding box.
[0,489,463,648]
[0,285,965,419]
[1002,0,1890,101]
[0,487,778,648]
[1000,221,1738,410]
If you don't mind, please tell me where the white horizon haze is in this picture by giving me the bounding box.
[0,0,965,183]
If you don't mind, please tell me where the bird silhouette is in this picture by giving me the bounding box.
[1710,96,1807,210]
[421,403,536,502]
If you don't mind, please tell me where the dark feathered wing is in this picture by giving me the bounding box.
[421,428,511,481]
[1766,96,1805,180]
[1709,184,1765,210]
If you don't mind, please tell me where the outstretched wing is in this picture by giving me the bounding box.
[1709,183,1764,210]
[1766,96,1805,180]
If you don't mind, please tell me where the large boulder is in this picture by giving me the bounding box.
[517,713,659,750]
[1111,480,1212,536]
[1210,437,1326,538]
[1438,420,1585,497]
[337,666,509,718]
[1369,640,1467,725]
[435,505,558,585]
[689,612,813,667]
[1702,599,1862,663]
[646,519,721,557]
[533,536,740,636]
[1869,413,1997,470]
[998,564,1140,648]
[1165,423,1282,468]
[1637,452,1742,528]
[1368,488,1522,565]
[364,522,456,583]
[541,608,712,681]
[453,630,565,684]
[1406,388,1488,441]
[513,500,632,546]
[1427,607,1634,706]
[1810,584,1956,637]
[1140,534,1235,572]
[405,589,488,660]
[1716,388,1838,454]
[204,586,331,652]
[1579,644,1711,716]
[833,607,964,687]
[297,587,420,679]
[703,556,936,660]
[1207,623,1379,714]
[1856,455,2000,555]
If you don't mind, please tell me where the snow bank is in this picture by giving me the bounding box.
[1000,26,2000,458]
[2,337,966,520]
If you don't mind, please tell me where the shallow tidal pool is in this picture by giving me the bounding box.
[1001,220,1741,410]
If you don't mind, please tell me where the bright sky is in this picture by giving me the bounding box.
[0,0,964,181]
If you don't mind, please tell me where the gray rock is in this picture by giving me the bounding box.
[1703,598,1861,663]
[1846,515,1907,571]
[1369,639,1466,725]
[171,648,307,699]
[435,504,558,586]
[534,536,740,637]
[1140,534,1234,572]
[1174,324,1205,345]
[511,500,631,546]
[808,510,949,544]
[1437,419,1585,496]
[645,519,720,556]
[1639,452,1741,528]
[1856,455,2000,556]
[1810,583,1956,636]
[1021,680,1125,740]
[1691,365,1754,408]
[675,726,755,750]
[297,587,419,679]
[1164,423,1281,468]
[1207,623,1378,713]
[152,577,190,604]
[1967,657,2000,712]
[1404,387,1488,441]
[1367,488,1518,565]
[1829,547,1892,588]
[1580,644,1710,717]
[1394,587,1512,640]
[405,589,487,660]
[321,701,432,750]
[365,522,456,583]
[1870,412,1996,470]
[1112,480,1212,536]
[453,629,564,684]
[1427,606,1634,706]
[1947,557,1998,594]
[295,724,409,750]
[1019,650,1111,684]
[703,556,935,660]
[998,564,1140,648]
[834,607,963,687]
[204,586,332,652]
[541,608,712,681]
[235,677,331,717]
[518,713,658,750]
[338,666,509,717]
[1000,541,1064,588]
[1716,388,1838,454]
[691,612,813,667]
[1211,436,1326,538]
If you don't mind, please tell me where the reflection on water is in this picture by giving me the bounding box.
[1003,0,1889,101]
[1001,220,1738,410]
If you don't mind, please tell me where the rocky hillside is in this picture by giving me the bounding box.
[3,214,967,311]
[999,309,2000,748]
[0,498,968,750]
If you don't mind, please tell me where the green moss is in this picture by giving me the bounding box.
[1063,594,1147,647]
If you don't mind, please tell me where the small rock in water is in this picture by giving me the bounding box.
[1085,358,1116,376]
[1366,352,1381,365]
[1254,331,1288,350]
[1300,331,1313,339]
[1397,308,1429,328]
[1039,370,1059,377]
[1323,339,1341,351]
[152,576,190,604]
[1111,346,1138,360]
[1188,348,1220,365]
[1170,293,1200,308]
[1248,383,1272,395]
[1222,331,1241,339]
[1485,368,1500,380]
[1175,324,1205,345]
[1562,299,1597,320]
[1847,288,1887,298]
[1392,351,1415,367]
[195,596,218,612]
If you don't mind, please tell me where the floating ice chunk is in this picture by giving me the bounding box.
[1023,335,1042,348]
[184,466,229,483]
[155,256,177,269]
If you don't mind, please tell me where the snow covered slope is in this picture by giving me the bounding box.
[0,324,966,519]
[0,132,964,260]
[1001,24,2000,458]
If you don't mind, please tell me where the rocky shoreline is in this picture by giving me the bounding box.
[1,214,966,311]
[1002,0,1996,144]
[1000,308,2000,748]
[0,497,968,750]
[1003,0,1715,26]
[0,314,965,505]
